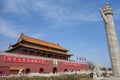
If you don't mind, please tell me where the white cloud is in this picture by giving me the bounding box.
[33,0,100,21]
[1,0,30,16]
[32,0,70,20]
[0,18,23,38]
[0,18,46,39]
[29,33,46,39]
[31,0,101,28]
[1,0,101,27]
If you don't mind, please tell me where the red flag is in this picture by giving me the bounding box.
[82,57,84,61]
[79,57,81,61]
[77,57,78,60]
[84,57,86,61]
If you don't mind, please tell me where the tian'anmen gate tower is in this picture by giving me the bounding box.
[100,3,120,78]
[0,33,89,75]
[6,33,72,61]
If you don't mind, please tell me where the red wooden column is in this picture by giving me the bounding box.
[34,51,37,56]
[28,49,30,55]
[40,52,42,56]
[17,50,19,54]
[18,50,20,54]
[46,53,48,57]
[62,55,64,60]
[53,54,55,58]
[58,55,60,59]
[20,48,22,54]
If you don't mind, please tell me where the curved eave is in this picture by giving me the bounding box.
[24,39,69,52]
[20,44,72,56]
[20,34,68,52]
[5,43,22,52]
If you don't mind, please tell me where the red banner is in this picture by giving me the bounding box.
[4,56,46,64]
[63,62,81,66]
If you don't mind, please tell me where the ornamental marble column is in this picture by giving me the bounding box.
[99,3,120,77]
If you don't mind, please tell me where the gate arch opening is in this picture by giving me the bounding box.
[64,69,68,72]
[53,67,57,74]
[39,68,44,73]
[25,68,31,74]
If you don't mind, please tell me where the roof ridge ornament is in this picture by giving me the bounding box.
[104,3,110,10]
[21,33,24,36]
[99,3,113,24]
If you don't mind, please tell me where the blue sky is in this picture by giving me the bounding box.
[0,0,120,68]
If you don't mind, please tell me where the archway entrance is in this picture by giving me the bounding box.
[25,68,30,74]
[53,67,57,74]
[39,68,44,73]
[64,69,68,72]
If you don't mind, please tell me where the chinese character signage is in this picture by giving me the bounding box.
[4,56,46,64]
[63,62,81,66]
